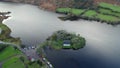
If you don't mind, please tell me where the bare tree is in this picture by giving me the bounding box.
[0,12,11,23]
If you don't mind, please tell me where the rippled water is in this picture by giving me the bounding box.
[0,2,120,68]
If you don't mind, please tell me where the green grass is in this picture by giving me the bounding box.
[71,9,85,16]
[0,23,21,45]
[2,56,25,68]
[98,8,120,17]
[0,45,47,68]
[56,8,71,13]
[56,3,120,24]
[83,10,120,22]
[83,10,97,18]
[48,41,63,50]
[28,62,42,68]
[0,24,10,31]
[56,8,85,16]
[96,13,120,22]
[99,2,120,13]
[0,46,22,61]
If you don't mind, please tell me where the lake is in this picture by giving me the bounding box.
[0,2,120,68]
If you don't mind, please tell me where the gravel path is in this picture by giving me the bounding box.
[0,62,2,68]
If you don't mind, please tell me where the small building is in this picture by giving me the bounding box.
[63,40,71,47]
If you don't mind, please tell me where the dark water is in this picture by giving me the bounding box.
[0,2,120,68]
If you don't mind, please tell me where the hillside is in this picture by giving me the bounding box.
[2,0,120,11]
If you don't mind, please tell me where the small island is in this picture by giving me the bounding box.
[42,30,86,50]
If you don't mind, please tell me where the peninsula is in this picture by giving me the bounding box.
[0,12,21,45]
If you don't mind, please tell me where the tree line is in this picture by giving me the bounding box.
[55,0,94,9]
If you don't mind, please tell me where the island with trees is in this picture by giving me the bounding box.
[40,30,86,50]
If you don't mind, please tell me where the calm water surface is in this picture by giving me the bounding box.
[0,2,120,68]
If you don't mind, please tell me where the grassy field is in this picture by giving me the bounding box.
[56,2,120,24]
[28,62,42,68]
[2,56,25,68]
[0,45,47,68]
[99,2,120,13]
[56,8,71,13]
[56,8,85,16]
[71,9,85,16]
[98,8,120,18]
[2,55,45,68]
[3,57,44,68]
[83,10,97,18]
[50,40,63,50]
[82,10,120,22]
[0,46,22,61]
[96,14,120,22]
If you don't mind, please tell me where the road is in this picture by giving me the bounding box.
[0,62,2,68]
[21,46,39,61]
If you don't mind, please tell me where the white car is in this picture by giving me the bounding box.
[24,48,27,50]
[32,46,35,49]
[43,58,46,61]
[47,62,50,64]
[49,64,53,67]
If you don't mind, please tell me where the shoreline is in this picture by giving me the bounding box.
[57,15,120,25]
[0,23,21,45]
[1,1,120,26]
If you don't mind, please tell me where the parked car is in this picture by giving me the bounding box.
[43,58,46,61]
[32,46,35,49]
[49,64,53,67]
[47,62,50,64]
[28,47,31,49]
